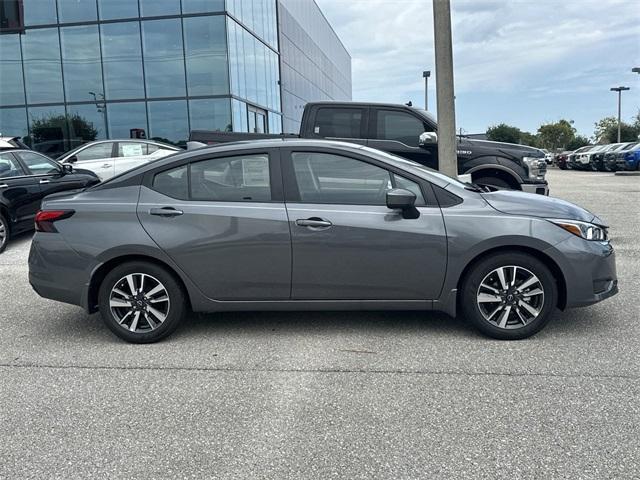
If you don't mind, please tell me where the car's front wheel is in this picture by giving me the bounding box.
[98,261,187,343]
[0,213,9,254]
[460,252,557,340]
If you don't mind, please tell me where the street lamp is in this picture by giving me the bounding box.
[610,86,630,143]
[632,67,640,74]
[89,91,108,136]
[422,70,431,111]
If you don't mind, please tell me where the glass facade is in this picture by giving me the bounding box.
[0,0,281,156]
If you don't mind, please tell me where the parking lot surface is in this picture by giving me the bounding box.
[1,169,638,479]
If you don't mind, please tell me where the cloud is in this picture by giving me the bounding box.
[315,0,640,134]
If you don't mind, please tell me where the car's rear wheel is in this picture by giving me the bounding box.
[98,261,187,343]
[0,213,9,254]
[460,252,557,340]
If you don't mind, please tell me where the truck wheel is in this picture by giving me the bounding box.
[460,252,557,340]
[0,213,9,254]
[473,176,512,190]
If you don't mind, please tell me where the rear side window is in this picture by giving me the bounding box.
[375,110,427,147]
[153,165,188,200]
[0,152,25,178]
[313,108,363,139]
[118,142,147,157]
[191,154,271,202]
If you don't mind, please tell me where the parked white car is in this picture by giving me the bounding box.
[58,140,180,181]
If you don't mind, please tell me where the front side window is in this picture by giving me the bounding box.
[75,143,114,161]
[16,151,59,175]
[314,108,363,139]
[291,152,392,205]
[191,154,271,202]
[0,152,24,178]
[376,110,427,147]
[393,174,425,205]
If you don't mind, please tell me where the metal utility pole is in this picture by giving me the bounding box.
[432,0,457,177]
[632,67,640,74]
[422,70,431,110]
[89,91,108,136]
[610,86,630,142]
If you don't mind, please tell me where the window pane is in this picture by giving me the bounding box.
[0,153,25,178]
[98,0,139,20]
[0,35,25,107]
[67,103,106,142]
[118,142,147,157]
[0,107,28,138]
[232,99,247,132]
[16,151,59,174]
[142,19,185,98]
[58,0,97,23]
[22,28,64,104]
[314,108,363,139]
[376,110,426,147]
[189,98,231,132]
[61,25,103,102]
[184,16,228,96]
[393,174,425,206]
[153,165,188,200]
[107,102,148,139]
[139,0,180,17]
[191,154,271,202]
[101,22,145,100]
[292,152,391,205]
[27,105,67,157]
[147,100,188,146]
[22,0,57,26]
[182,0,224,14]
[76,142,114,161]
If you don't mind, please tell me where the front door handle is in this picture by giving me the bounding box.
[296,217,333,229]
[102,164,111,169]
[39,179,51,184]
[149,207,184,217]
[0,184,8,189]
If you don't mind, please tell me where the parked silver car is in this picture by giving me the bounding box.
[57,139,180,181]
[29,140,617,343]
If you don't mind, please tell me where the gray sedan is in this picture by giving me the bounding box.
[28,139,617,343]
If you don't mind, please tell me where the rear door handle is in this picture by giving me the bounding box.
[149,207,184,217]
[296,217,333,228]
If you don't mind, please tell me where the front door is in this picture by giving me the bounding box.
[367,108,438,169]
[137,150,291,300]
[68,142,116,180]
[283,149,447,300]
[0,152,41,233]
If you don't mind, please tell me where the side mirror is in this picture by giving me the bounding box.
[62,164,73,174]
[66,155,78,164]
[419,132,438,147]
[386,188,416,210]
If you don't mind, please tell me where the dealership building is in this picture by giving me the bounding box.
[0,0,351,156]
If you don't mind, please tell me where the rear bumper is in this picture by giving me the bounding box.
[521,182,549,196]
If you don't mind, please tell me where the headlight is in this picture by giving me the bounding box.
[547,219,608,241]
[522,156,546,180]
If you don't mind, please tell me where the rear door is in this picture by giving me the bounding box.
[137,149,291,300]
[309,106,368,146]
[66,142,116,180]
[0,152,41,233]
[368,108,437,169]
[282,148,447,300]
[15,151,87,198]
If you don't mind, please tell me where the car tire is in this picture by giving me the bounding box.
[0,213,9,254]
[98,261,187,343]
[473,176,512,190]
[460,252,557,340]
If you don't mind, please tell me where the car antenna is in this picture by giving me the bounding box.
[405,101,413,107]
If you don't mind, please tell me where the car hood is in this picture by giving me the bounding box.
[481,190,606,226]
[461,138,544,157]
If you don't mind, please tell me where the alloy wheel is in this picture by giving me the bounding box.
[0,218,7,249]
[476,266,545,329]
[109,273,171,333]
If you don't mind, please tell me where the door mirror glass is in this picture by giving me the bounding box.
[386,188,416,210]
[419,132,438,147]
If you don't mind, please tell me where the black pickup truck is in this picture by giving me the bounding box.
[191,101,548,194]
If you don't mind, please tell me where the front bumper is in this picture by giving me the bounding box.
[521,182,549,195]
[545,236,618,308]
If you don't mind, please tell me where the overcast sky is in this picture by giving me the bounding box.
[314,0,640,137]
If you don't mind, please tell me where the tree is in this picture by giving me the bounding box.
[592,116,619,143]
[519,131,539,148]
[486,123,521,144]
[593,115,640,143]
[537,119,575,150]
[566,135,590,151]
[30,113,97,146]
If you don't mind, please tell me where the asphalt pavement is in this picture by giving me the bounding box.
[1,169,638,479]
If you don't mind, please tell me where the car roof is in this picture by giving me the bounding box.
[59,138,180,159]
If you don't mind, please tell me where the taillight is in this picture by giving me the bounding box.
[35,210,75,233]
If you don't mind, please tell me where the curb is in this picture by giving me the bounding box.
[614,171,640,176]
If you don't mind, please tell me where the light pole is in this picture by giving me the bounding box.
[89,91,108,137]
[422,70,431,111]
[632,67,640,74]
[610,86,630,143]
